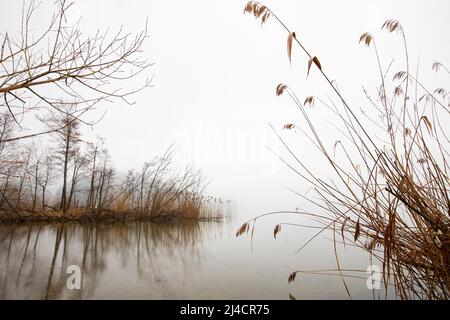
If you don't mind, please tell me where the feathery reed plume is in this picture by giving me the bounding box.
[244,1,271,25]
[359,32,373,47]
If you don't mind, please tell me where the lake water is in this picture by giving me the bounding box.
[0,209,393,299]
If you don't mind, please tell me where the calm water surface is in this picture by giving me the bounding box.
[0,212,391,299]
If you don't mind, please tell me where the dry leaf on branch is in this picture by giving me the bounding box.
[354,218,361,242]
[307,56,322,78]
[304,96,315,107]
[276,84,287,96]
[287,32,296,65]
[283,124,295,130]
[288,271,298,283]
[274,224,281,239]
[421,116,433,134]
[236,222,249,237]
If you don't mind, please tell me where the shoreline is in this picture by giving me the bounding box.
[0,211,225,225]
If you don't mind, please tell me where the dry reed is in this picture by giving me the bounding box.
[238,1,449,300]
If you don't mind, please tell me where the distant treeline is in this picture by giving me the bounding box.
[0,111,229,223]
[0,1,229,224]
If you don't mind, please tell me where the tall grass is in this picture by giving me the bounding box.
[238,2,449,299]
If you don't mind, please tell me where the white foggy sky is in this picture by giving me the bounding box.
[1,1,449,212]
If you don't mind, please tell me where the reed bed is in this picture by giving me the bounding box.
[237,1,449,300]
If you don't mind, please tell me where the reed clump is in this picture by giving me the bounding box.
[238,1,449,299]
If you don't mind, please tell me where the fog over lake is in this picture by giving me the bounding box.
[0,0,448,300]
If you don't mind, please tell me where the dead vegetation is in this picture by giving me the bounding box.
[0,139,230,224]
[0,1,229,224]
[238,1,449,300]
[0,0,152,143]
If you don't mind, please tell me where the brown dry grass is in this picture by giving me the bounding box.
[238,1,449,300]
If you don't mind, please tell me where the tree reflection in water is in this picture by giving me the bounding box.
[0,221,223,299]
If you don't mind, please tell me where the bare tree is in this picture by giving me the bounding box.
[85,138,105,213]
[38,154,54,212]
[0,0,152,143]
[44,105,81,215]
[14,147,32,212]
[66,147,88,210]
[28,142,44,212]
[0,115,20,216]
